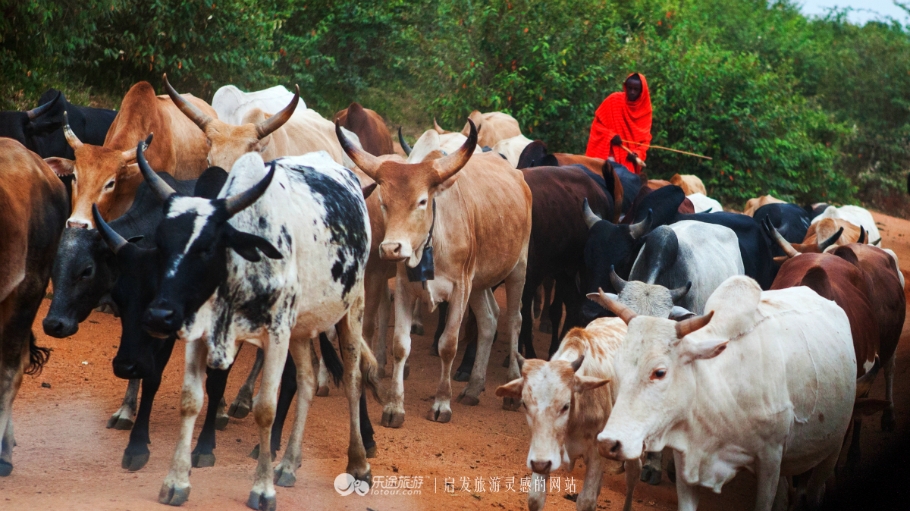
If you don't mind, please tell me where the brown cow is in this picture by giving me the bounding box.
[743,194,785,216]
[0,139,68,476]
[43,81,214,228]
[338,121,532,426]
[669,173,706,195]
[334,103,394,156]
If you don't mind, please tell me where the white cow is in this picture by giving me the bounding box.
[686,193,722,213]
[492,134,533,167]
[496,318,639,511]
[811,205,880,244]
[594,276,856,510]
[212,85,307,125]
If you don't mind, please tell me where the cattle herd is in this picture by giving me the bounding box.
[0,76,905,511]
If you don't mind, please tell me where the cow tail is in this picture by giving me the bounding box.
[318,332,343,387]
[359,337,385,405]
[25,332,51,376]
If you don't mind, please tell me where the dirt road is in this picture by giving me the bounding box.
[2,212,910,510]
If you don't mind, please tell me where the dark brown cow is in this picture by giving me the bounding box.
[0,138,68,476]
[334,103,394,156]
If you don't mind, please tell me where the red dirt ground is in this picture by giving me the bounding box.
[2,211,909,510]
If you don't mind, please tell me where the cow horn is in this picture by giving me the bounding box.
[857,226,866,244]
[256,84,299,139]
[26,91,60,120]
[675,310,714,339]
[122,133,152,162]
[163,73,214,132]
[398,127,412,156]
[223,160,276,217]
[670,282,692,302]
[872,237,882,246]
[855,355,881,399]
[336,120,382,180]
[92,204,128,254]
[609,265,628,293]
[570,355,585,373]
[763,217,800,258]
[433,118,446,134]
[587,287,637,325]
[433,119,477,183]
[62,111,83,149]
[817,226,843,252]
[137,137,177,201]
[629,210,652,239]
[583,198,602,229]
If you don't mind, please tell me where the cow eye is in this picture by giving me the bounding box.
[80,265,94,280]
[651,368,667,380]
[561,403,570,413]
[104,179,115,191]
[417,198,428,208]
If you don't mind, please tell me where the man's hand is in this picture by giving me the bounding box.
[627,152,643,166]
[610,135,622,147]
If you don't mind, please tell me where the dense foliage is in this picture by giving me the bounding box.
[3,0,910,207]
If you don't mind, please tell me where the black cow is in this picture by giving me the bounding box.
[752,203,811,258]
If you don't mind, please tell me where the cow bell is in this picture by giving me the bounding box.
[406,244,435,283]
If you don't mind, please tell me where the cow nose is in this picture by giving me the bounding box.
[42,316,77,338]
[67,219,89,229]
[112,360,141,379]
[379,242,402,260]
[530,460,552,474]
[144,307,177,337]
[598,438,623,459]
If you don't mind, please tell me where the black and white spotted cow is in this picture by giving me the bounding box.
[134,143,376,511]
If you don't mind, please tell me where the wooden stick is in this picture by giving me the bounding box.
[622,139,713,160]
[619,144,646,168]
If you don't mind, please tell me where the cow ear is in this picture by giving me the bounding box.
[226,227,283,262]
[434,171,463,192]
[680,338,728,363]
[44,157,75,177]
[668,306,696,321]
[573,375,609,394]
[495,378,524,399]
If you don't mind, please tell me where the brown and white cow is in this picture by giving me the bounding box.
[0,138,68,476]
[334,102,394,157]
[338,120,532,426]
[43,81,214,228]
[496,318,640,511]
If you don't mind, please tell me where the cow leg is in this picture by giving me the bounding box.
[519,272,543,361]
[539,277,555,334]
[453,337,478,382]
[0,342,25,477]
[273,338,315,488]
[673,451,700,511]
[108,378,140,430]
[846,417,863,471]
[382,280,416,428]
[546,284,565,358]
[882,354,896,431]
[503,259,528,410]
[640,451,663,485]
[336,306,372,483]
[158,339,207,506]
[191,366,231,468]
[430,301,448,357]
[364,274,390,377]
[457,289,497,406]
[428,288,469,422]
[316,352,330,397]
[551,277,583,359]
[528,472,548,511]
[410,299,425,336]
[576,452,605,511]
[229,346,263,419]
[270,355,298,458]
[621,458,642,511]
[804,447,840,510]
[754,446,784,511]
[122,337,176,472]
[359,393,376,458]
[247,337,289,511]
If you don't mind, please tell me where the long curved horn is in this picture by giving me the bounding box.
[609,265,628,294]
[336,120,382,180]
[433,119,477,183]
[62,111,83,150]
[398,127,412,156]
[675,310,714,339]
[223,161,276,217]
[817,226,843,252]
[629,209,652,239]
[256,85,299,139]
[92,204,128,254]
[763,217,800,258]
[433,118,446,134]
[857,226,866,245]
[122,133,152,162]
[586,288,637,324]
[27,91,60,120]
[163,73,214,132]
[582,198,602,229]
[670,282,692,303]
[137,137,177,201]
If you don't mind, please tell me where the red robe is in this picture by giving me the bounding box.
[585,73,652,173]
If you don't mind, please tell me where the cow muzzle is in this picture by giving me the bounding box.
[529,460,552,475]
[596,432,642,461]
[66,217,90,229]
[142,304,181,338]
[42,315,78,338]
[379,240,412,262]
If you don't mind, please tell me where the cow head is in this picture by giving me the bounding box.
[588,270,692,320]
[336,119,477,266]
[44,113,148,228]
[495,353,608,476]
[164,74,298,170]
[0,92,61,152]
[593,292,716,461]
[763,217,843,263]
[136,144,281,339]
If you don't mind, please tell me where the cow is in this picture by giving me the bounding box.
[135,145,376,508]
[751,202,810,258]
[42,80,215,228]
[803,217,865,249]
[810,205,880,244]
[594,276,857,510]
[492,134,533,167]
[338,120,532,424]
[495,318,640,511]
[0,138,68,477]
[685,193,722,213]
[433,110,522,148]
[334,102,394,156]
[669,174,706,196]
[211,85,305,125]
[743,194,785,216]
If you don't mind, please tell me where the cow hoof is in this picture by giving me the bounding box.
[191,453,216,468]
[453,369,471,382]
[215,415,229,431]
[122,452,150,471]
[427,407,452,423]
[403,363,410,380]
[274,467,297,487]
[107,415,134,430]
[158,483,190,506]
[411,324,425,336]
[380,409,405,429]
[456,392,480,406]
[365,444,377,458]
[640,465,662,485]
[502,397,521,411]
[882,410,896,432]
[0,460,12,477]
[539,320,553,334]
[228,401,251,419]
[247,491,277,511]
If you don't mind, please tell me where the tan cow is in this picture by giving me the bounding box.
[435,110,522,149]
[43,81,214,228]
[669,173,706,196]
[496,318,640,511]
[743,194,785,216]
[492,134,533,167]
[338,121,532,426]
